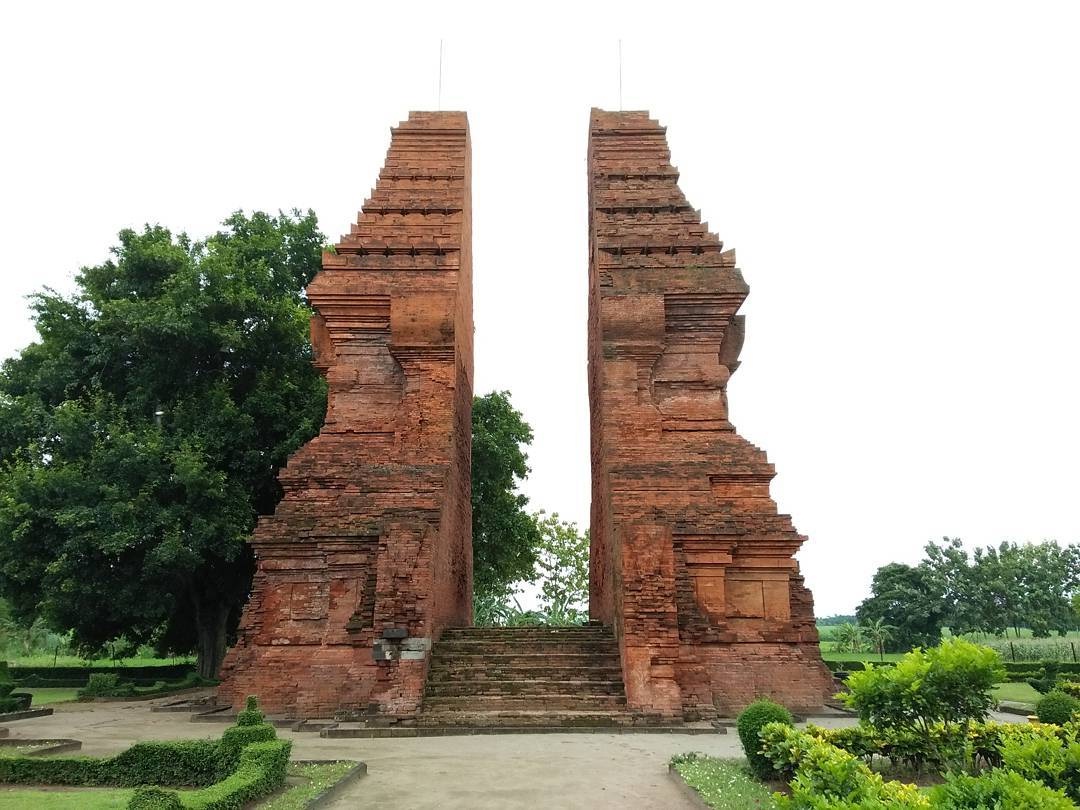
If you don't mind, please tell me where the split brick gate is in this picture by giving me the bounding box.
[217,110,833,721]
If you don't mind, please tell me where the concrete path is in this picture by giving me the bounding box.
[4,700,743,808]
[0,700,1026,809]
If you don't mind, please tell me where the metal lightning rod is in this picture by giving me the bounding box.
[438,39,444,111]
[618,39,623,111]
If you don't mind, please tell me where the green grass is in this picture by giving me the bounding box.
[671,755,777,809]
[821,651,904,663]
[5,655,193,668]
[0,788,133,809]
[992,682,1041,705]
[260,761,357,809]
[23,687,80,705]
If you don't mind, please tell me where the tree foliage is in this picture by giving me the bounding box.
[857,563,948,652]
[859,538,1080,652]
[471,391,542,600]
[0,212,327,677]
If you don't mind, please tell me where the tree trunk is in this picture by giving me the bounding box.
[194,598,229,680]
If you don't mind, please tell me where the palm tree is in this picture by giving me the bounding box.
[861,618,895,662]
[835,622,865,654]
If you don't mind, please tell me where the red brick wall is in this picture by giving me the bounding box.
[587,109,832,716]
[218,112,474,718]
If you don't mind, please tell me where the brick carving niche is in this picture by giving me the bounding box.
[587,109,833,716]
[217,112,473,718]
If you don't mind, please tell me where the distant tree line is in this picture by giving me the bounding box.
[856,538,1080,652]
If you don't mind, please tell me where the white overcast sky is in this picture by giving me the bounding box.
[2,2,1078,615]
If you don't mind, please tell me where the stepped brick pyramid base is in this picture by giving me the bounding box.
[587,109,833,717]
[217,112,474,718]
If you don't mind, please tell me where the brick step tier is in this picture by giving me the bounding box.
[426,666,624,683]
[418,625,634,728]
[424,678,626,697]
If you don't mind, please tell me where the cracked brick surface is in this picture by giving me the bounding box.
[587,109,832,716]
[218,112,474,718]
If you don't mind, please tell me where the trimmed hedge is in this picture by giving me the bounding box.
[0,695,290,810]
[77,671,216,701]
[0,739,221,786]
[11,663,196,688]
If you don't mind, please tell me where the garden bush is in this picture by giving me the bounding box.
[736,698,793,778]
[0,695,289,808]
[79,672,137,699]
[758,723,929,808]
[998,722,1080,800]
[839,639,1003,735]
[129,786,184,810]
[1027,660,1063,694]
[930,768,1075,809]
[1037,690,1080,725]
[0,662,29,712]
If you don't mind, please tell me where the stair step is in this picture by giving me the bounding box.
[423,695,627,711]
[416,709,634,728]
[426,667,624,682]
[425,679,626,697]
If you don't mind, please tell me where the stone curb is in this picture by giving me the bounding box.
[0,738,82,756]
[322,725,727,738]
[0,708,53,723]
[293,760,367,809]
[666,764,713,810]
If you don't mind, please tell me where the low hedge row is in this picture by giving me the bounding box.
[825,660,1080,677]
[0,695,289,810]
[129,740,291,810]
[10,663,195,686]
[77,672,216,700]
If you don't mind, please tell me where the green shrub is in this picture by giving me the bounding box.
[1028,660,1063,695]
[758,724,929,809]
[129,786,184,810]
[79,672,137,699]
[0,692,290,809]
[217,722,276,777]
[839,639,1003,735]
[736,699,793,778]
[930,768,1075,809]
[186,739,291,810]
[1060,681,1080,699]
[236,695,265,727]
[1037,690,1080,725]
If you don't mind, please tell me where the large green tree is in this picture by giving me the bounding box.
[0,212,326,677]
[471,391,543,601]
[856,563,947,651]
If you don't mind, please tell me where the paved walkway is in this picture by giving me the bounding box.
[1,700,1028,809]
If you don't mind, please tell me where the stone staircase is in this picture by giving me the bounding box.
[418,625,632,727]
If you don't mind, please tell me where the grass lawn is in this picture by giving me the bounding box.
[0,788,133,809]
[671,755,776,809]
[0,763,357,809]
[992,682,1041,705]
[820,651,904,663]
[261,761,358,809]
[6,655,193,668]
[23,687,80,705]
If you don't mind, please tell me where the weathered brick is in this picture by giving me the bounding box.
[217,112,474,718]
[587,109,832,716]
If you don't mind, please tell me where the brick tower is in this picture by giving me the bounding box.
[218,112,474,718]
[587,109,832,716]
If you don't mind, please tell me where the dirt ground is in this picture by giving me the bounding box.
[0,699,1025,809]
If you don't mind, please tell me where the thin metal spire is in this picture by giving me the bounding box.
[618,39,623,111]
[438,39,444,111]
